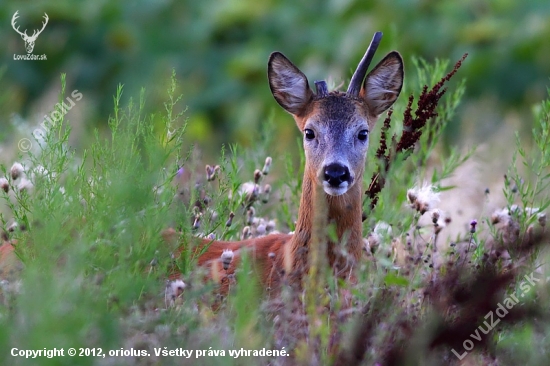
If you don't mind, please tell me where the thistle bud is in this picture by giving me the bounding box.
[225,212,235,227]
[254,169,262,184]
[192,213,201,230]
[18,178,33,193]
[7,222,18,232]
[32,165,49,179]
[165,279,186,305]
[10,162,24,180]
[491,209,508,224]
[0,178,8,193]
[431,209,440,224]
[206,165,220,181]
[256,224,266,236]
[221,249,234,270]
[240,182,259,207]
[246,207,255,225]
[241,226,251,240]
[205,165,214,181]
[407,184,440,214]
[262,157,272,175]
[470,219,478,234]
[262,184,271,203]
[406,189,417,205]
[265,220,276,232]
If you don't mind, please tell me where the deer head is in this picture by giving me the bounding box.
[268,32,404,197]
[11,11,49,54]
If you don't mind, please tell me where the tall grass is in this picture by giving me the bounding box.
[0,60,549,366]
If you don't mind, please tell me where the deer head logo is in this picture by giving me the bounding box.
[11,11,49,54]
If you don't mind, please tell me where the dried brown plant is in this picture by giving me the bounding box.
[366,54,468,210]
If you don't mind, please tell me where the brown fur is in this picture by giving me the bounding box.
[170,168,365,295]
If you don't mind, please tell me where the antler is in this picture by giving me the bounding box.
[30,13,49,39]
[11,11,27,37]
[11,11,48,40]
[347,31,383,97]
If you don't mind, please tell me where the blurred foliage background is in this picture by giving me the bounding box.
[1,0,549,159]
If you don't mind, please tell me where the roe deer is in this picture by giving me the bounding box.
[170,32,403,293]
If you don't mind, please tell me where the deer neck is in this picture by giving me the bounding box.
[291,169,364,270]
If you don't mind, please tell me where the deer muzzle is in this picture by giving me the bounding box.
[321,163,353,196]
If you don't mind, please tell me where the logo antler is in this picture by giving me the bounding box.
[11,11,49,54]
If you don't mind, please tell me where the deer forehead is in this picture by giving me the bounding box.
[300,93,370,132]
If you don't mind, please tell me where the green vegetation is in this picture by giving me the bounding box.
[1,1,550,365]
[0,52,549,364]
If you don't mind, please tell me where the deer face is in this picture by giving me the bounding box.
[268,35,404,196]
[300,95,371,196]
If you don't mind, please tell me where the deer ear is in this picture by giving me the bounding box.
[361,51,404,117]
[268,52,314,116]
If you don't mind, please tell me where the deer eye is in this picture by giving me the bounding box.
[304,129,315,140]
[358,130,368,141]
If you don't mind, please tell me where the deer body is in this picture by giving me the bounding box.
[176,32,403,292]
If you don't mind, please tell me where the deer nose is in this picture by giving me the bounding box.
[323,163,351,187]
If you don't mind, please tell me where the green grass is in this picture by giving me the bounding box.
[1,61,549,366]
